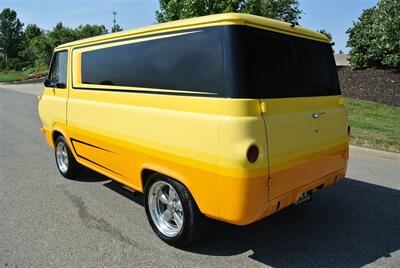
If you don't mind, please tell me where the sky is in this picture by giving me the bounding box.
[2,0,378,53]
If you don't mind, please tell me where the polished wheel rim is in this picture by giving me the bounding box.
[148,181,184,237]
[56,142,69,173]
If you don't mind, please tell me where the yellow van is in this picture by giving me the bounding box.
[38,13,349,246]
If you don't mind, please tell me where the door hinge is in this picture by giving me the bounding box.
[268,178,273,188]
[260,101,267,114]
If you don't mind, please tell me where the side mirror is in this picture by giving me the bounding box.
[55,82,66,88]
[44,78,52,87]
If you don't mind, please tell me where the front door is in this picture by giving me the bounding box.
[42,50,69,127]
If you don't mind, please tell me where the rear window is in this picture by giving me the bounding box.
[252,32,299,98]
[251,29,340,98]
[295,38,340,96]
[80,27,223,95]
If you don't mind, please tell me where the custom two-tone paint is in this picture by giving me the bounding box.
[38,13,349,246]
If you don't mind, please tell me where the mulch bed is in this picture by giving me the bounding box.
[338,66,400,107]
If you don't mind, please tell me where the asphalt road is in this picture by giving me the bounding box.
[1,85,399,267]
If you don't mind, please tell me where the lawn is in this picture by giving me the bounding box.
[0,70,26,83]
[346,97,400,153]
[0,66,48,83]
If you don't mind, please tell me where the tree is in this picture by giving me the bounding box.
[19,24,43,63]
[318,29,334,52]
[374,0,400,68]
[347,0,400,69]
[29,34,52,67]
[156,0,302,24]
[242,0,301,24]
[111,24,123,33]
[347,7,379,69]
[48,22,78,48]
[24,24,43,40]
[76,24,108,39]
[318,29,332,41]
[0,8,24,61]
[156,0,240,22]
[29,22,109,67]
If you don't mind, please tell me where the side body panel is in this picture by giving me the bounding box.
[65,90,269,224]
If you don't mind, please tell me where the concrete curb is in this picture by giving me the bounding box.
[0,78,45,85]
[350,145,400,162]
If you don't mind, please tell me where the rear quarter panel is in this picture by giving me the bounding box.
[66,89,223,218]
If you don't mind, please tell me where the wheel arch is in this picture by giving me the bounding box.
[50,124,69,147]
[52,130,64,147]
[140,164,189,192]
[140,165,201,210]
[49,124,80,160]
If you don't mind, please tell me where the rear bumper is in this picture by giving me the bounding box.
[218,168,346,226]
[258,169,346,221]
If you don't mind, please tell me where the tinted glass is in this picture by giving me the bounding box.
[251,32,299,98]
[81,28,223,94]
[295,38,340,95]
[48,51,68,88]
[250,28,340,98]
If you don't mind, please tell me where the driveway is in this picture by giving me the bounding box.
[1,85,399,267]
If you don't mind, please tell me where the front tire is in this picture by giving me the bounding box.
[54,136,82,179]
[144,174,207,247]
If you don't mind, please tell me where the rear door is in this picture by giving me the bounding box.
[252,31,317,200]
[294,38,349,179]
[311,97,349,179]
[251,29,347,200]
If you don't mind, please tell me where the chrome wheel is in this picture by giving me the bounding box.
[148,181,184,237]
[56,142,69,173]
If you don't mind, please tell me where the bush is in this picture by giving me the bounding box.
[347,0,400,70]
[0,58,7,70]
[4,58,30,71]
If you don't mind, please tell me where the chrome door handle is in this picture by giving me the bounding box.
[312,112,326,118]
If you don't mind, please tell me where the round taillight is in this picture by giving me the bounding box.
[247,145,259,163]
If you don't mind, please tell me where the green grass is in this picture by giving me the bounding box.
[0,70,26,83]
[346,97,400,152]
[0,66,48,83]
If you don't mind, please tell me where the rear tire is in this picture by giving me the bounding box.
[144,173,208,247]
[54,136,83,179]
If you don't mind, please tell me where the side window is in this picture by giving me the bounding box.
[48,51,68,88]
[79,28,224,95]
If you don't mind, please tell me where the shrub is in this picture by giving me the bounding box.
[0,58,7,70]
[347,0,400,70]
[5,58,30,71]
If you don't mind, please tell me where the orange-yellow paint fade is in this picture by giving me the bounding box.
[41,124,348,225]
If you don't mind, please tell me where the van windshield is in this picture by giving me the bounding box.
[250,29,340,99]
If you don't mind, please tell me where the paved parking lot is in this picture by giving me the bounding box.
[1,85,399,267]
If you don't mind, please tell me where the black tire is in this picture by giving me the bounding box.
[54,136,83,179]
[144,173,208,247]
